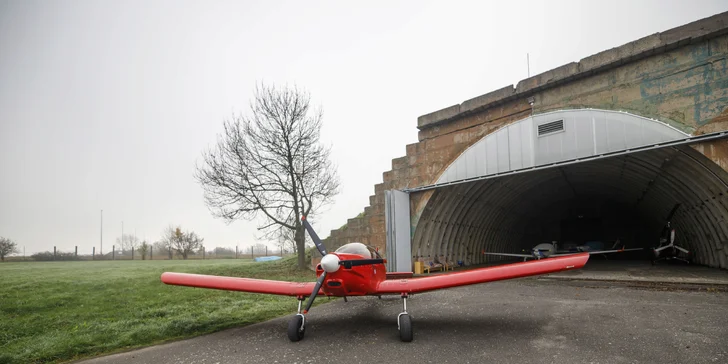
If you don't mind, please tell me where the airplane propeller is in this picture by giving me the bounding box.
[302,215,327,256]
[303,272,326,313]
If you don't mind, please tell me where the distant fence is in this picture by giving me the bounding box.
[6,245,292,262]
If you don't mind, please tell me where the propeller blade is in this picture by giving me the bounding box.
[303,272,326,314]
[301,216,327,256]
[339,258,384,269]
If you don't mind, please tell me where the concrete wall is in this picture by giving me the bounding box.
[323,12,728,258]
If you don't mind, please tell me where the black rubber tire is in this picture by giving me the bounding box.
[287,315,305,342]
[399,314,413,342]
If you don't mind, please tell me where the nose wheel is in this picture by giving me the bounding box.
[397,294,413,342]
[288,298,306,342]
[287,314,305,341]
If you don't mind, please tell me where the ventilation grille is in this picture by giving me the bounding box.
[538,120,564,136]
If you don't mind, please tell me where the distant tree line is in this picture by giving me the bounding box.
[113,225,205,260]
[31,251,77,261]
[1,225,205,262]
[2,222,298,262]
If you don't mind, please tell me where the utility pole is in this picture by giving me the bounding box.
[100,209,103,255]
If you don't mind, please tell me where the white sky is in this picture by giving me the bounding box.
[1,0,726,255]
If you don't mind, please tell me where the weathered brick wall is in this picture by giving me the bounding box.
[323,12,728,254]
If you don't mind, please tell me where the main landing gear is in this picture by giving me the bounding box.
[398,293,413,342]
[287,297,306,342]
[287,294,414,342]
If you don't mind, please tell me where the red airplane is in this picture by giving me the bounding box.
[161,216,589,342]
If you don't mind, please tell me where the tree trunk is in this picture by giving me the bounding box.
[295,225,306,269]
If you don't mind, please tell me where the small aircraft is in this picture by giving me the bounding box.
[483,240,642,261]
[161,216,589,342]
[652,204,691,264]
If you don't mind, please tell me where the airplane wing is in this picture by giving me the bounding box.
[161,272,321,297]
[376,253,588,294]
[552,247,643,256]
[482,252,533,258]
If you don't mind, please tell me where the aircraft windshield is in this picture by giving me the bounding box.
[335,242,378,258]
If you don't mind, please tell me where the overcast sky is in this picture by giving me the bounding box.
[1,0,726,255]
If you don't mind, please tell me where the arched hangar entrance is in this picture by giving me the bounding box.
[403,109,728,270]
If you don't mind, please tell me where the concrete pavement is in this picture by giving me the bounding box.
[543,259,728,286]
[78,277,728,364]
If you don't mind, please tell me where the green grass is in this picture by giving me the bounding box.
[0,256,318,363]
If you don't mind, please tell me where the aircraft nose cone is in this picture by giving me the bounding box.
[320,254,340,273]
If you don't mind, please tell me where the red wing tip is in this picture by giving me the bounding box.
[301,216,306,221]
[303,310,308,314]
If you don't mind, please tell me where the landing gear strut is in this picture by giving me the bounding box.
[287,297,306,342]
[397,293,413,342]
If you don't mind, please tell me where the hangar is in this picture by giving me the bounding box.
[383,109,728,272]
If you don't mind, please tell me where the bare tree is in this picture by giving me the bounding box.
[196,83,339,269]
[138,241,150,260]
[162,225,204,260]
[116,234,140,253]
[251,243,268,256]
[0,237,19,262]
[152,240,173,259]
[213,247,235,256]
[179,231,203,259]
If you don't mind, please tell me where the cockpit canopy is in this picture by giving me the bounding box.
[334,242,380,258]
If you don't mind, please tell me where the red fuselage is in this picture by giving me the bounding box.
[316,253,387,296]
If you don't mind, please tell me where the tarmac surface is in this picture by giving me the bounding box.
[79,262,728,364]
[543,259,728,286]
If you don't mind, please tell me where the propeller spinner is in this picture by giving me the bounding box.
[320,254,340,273]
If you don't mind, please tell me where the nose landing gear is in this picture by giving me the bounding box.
[287,297,306,342]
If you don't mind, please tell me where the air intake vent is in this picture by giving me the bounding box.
[538,120,564,136]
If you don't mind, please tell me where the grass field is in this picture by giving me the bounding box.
[0,255,318,363]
